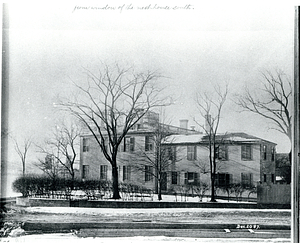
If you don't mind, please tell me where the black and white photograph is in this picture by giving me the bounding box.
[0,1,298,242]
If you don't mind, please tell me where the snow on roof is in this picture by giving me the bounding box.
[163,134,205,144]
[163,132,276,145]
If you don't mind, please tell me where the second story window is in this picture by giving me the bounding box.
[216,145,228,161]
[167,146,176,161]
[271,147,275,161]
[104,137,108,151]
[262,145,267,160]
[124,137,135,152]
[100,165,108,180]
[241,144,252,160]
[187,146,197,161]
[82,138,89,152]
[145,136,153,151]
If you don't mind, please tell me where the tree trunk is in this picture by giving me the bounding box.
[71,172,75,190]
[210,174,216,202]
[22,161,25,177]
[158,179,162,201]
[112,165,121,199]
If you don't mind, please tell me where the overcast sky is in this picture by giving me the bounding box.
[3,1,297,195]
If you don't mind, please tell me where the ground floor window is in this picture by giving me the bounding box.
[184,172,199,185]
[123,166,131,181]
[215,173,231,187]
[100,165,108,180]
[271,173,275,183]
[241,173,253,187]
[171,171,178,185]
[82,165,89,179]
[263,173,267,182]
[145,166,153,182]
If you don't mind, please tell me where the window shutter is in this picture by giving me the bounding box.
[194,173,199,185]
[229,174,233,185]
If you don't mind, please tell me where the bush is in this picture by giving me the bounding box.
[13,175,115,197]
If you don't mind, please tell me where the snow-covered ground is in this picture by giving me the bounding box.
[4,194,290,242]
[23,206,290,215]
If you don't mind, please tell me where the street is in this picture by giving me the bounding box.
[76,228,290,239]
[3,206,291,241]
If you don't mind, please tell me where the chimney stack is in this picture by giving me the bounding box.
[180,119,188,130]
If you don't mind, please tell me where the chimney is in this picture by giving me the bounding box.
[180,119,188,130]
[205,114,211,132]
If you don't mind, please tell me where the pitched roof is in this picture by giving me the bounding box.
[163,132,276,145]
[163,134,205,144]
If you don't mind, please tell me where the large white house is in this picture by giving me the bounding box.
[79,112,276,197]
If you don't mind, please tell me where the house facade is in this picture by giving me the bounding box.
[79,112,199,188]
[162,133,276,192]
[79,112,276,197]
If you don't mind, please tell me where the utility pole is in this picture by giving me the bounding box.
[292,6,300,242]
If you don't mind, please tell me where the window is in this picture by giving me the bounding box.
[263,173,267,182]
[171,172,178,185]
[215,173,231,187]
[45,154,53,170]
[271,147,275,161]
[216,145,228,160]
[241,144,252,160]
[167,146,176,161]
[187,146,197,161]
[271,174,275,183]
[100,165,108,180]
[104,137,108,151]
[241,173,253,187]
[123,166,131,181]
[262,145,267,160]
[145,166,153,182]
[82,165,89,179]
[83,138,89,152]
[184,172,199,185]
[124,137,135,152]
[145,136,153,151]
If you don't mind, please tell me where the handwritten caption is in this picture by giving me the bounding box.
[72,4,194,13]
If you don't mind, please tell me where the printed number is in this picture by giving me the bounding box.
[236,224,260,229]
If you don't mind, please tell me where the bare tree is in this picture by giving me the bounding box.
[60,63,168,199]
[36,154,61,183]
[236,70,292,142]
[130,122,180,201]
[36,121,81,189]
[12,136,33,176]
[194,84,228,202]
